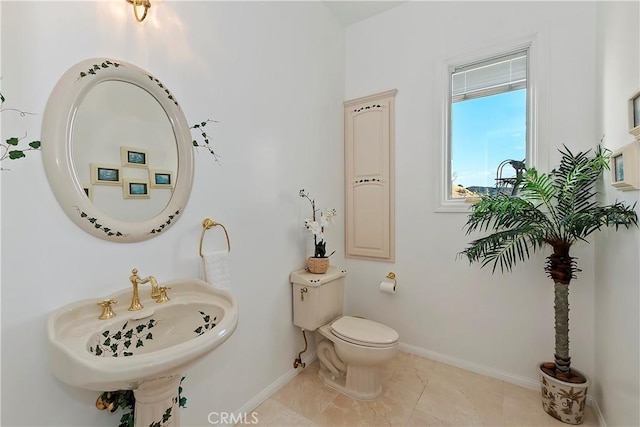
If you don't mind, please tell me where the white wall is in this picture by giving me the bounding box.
[594,2,640,426]
[344,1,599,387]
[3,2,638,427]
[1,2,344,426]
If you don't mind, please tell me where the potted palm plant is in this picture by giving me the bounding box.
[460,145,638,424]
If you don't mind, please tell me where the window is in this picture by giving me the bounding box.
[447,49,529,201]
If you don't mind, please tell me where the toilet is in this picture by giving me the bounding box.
[290,266,399,400]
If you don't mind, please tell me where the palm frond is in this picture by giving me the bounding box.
[460,225,547,273]
[553,145,610,220]
[604,201,639,228]
[465,194,553,235]
[561,210,604,243]
[518,168,561,229]
[462,194,552,272]
[520,167,556,204]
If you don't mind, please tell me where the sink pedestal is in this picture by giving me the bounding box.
[134,376,182,427]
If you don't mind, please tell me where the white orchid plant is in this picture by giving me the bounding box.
[299,189,337,258]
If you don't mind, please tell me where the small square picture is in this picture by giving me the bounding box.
[90,163,122,186]
[121,146,149,168]
[614,154,624,183]
[149,170,174,188]
[123,179,150,199]
[629,90,640,139]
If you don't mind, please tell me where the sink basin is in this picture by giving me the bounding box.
[47,278,238,391]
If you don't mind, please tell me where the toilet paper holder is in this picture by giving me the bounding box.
[386,272,396,286]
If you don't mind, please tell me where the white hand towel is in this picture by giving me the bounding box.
[202,250,231,290]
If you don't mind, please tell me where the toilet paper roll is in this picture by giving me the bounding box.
[379,280,396,294]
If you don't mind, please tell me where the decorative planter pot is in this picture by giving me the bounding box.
[307,257,329,274]
[539,364,590,425]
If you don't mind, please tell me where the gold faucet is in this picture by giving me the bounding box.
[128,268,162,311]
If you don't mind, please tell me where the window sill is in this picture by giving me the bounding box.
[435,198,478,213]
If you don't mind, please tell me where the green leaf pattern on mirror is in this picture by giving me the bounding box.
[78,60,121,79]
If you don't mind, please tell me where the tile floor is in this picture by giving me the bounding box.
[249,351,599,426]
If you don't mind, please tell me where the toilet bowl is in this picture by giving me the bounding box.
[290,267,399,400]
[316,315,398,400]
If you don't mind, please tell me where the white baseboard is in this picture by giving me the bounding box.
[591,397,607,427]
[399,342,603,424]
[223,352,317,427]
[398,342,540,390]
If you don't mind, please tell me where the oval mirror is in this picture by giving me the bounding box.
[42,59,194,242]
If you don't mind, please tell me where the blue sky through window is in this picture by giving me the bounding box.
[451,89,526,191]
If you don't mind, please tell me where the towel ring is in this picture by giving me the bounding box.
[199,218,231,257]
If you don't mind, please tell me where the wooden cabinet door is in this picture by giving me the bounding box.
[344,89,396,261]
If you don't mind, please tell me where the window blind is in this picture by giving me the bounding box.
[451,50,527,103]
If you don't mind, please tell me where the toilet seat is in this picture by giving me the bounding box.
[330,316,399,348]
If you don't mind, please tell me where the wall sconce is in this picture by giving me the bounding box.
[126,0,151,22]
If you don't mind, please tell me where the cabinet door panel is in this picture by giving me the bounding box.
[344,89,396,261]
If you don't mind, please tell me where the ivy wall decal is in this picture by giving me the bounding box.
[0,91,41,170]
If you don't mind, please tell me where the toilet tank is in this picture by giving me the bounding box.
[290,266,346,331]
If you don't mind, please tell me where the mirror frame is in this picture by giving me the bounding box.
[42,58,194,242]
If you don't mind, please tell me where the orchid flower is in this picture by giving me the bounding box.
[300,189,336,258]
[305,219,322,236]
[325,209,337,222]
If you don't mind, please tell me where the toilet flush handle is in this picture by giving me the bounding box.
[300,287,308,301]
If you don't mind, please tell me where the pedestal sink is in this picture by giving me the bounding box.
[47,278,238,426]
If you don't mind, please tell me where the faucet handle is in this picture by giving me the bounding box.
[129,268,140,285]
[97,299,117,320]
[155,286,171,303]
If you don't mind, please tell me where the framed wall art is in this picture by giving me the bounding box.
[629,89,640,140]
[610,141,639,191]
[121,146,149,168]
[149,169,173,188]
[90,163,122,186]
[123,179,150,199]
